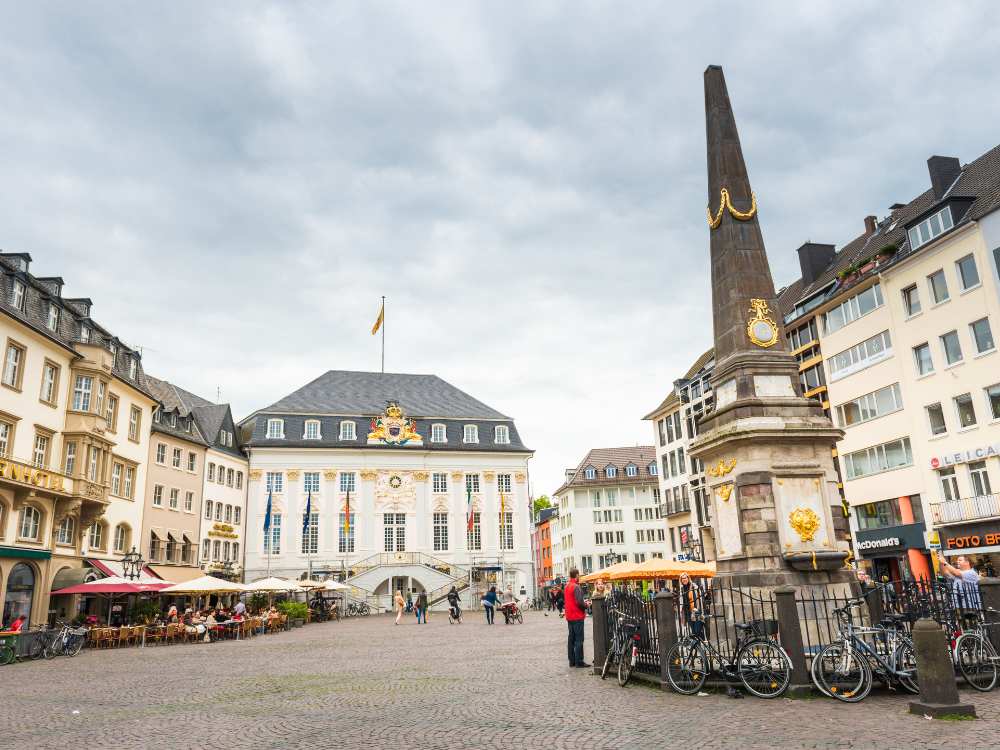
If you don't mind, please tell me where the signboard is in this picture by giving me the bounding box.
[929,441,1000,469]
[853,523,927,557]
[680,528,689,545]
[926,530,941,551]
[0,458,66,492]
[938,521,1000,553]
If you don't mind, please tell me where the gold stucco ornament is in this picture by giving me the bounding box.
[707,458,737,478]
[717,483,734,502]
[707,187,758,229]
[746,298,779,348]
[788,507,820,543]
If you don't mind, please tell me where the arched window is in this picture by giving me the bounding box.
[113,524,130,554]
[18,506,40,540]
[55,517,75,546]
[205,500,213,520]
[4,563,35,625]
[89,522,105,551]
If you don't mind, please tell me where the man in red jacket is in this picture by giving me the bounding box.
[564,568,589,668]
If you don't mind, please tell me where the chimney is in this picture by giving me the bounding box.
[564,469,576,482]
[927,155,962,199]
[864,215,877,235]
[796,242,837,285]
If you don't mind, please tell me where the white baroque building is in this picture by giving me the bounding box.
[240,371,534,609]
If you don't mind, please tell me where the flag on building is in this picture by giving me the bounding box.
[499,491,506,520]
[303,490,312,534]
[466,488,474,531]
[344,490,351,534]
[371,302,384,335]
[264,489,273,533]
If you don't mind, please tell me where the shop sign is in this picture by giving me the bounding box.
[854,523,927,556]
[929,442,1000,470]
[0,458,65,492]
[208,522,238,539]
[944,532,1000,551]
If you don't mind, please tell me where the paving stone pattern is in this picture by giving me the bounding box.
[3,613,998,749]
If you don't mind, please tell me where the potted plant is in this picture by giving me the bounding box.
[131,599,161,625]
[876,243,898,263]
[277,600,308,628]
[248,592,268,614]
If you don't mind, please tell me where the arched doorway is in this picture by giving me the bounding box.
[3,563,35,625]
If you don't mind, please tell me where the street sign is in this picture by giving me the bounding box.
[926,530,941,550]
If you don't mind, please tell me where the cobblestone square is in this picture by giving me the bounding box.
[3,613,997,749]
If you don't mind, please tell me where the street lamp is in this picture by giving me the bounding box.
[607,547,616,567]
[121,546,145,580]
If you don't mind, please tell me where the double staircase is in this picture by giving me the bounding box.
[343,552,470,611]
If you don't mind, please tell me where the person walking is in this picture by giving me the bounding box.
[394,589,405,625]
[482,586,498,625]
[416,590,428,624]
[564,568,588,668]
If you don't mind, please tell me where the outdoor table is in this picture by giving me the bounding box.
[141,625,165,648]
[218,620,242,640]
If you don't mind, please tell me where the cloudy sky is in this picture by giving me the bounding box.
[2,2,998,496]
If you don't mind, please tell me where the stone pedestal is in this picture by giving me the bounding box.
[908,618,976,718]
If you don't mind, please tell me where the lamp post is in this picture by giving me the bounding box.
[606,547,616,567]
[121,546,145,580]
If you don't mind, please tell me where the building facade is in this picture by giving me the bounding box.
[533,506,556,588]
[553,447,666,575]
[776,146,1000,579]
[0,253,155,627]
[644,350,714,561]
[240,371,533,608]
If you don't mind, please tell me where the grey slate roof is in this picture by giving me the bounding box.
[777,143,1000,323]
[256,370,511,420]
[145,375,245,457]
[243,370,530,453]
[0,253,153,399]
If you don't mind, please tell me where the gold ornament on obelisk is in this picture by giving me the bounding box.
[788,507,820,543]
[717,483,734,503]
[746,298,779,348]
[707,458,737,478]
[707,187,758,229]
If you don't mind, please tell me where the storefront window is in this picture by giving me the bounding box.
[3,563,35,625]
[856,495,923,530]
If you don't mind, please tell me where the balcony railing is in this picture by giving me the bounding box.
[931,493,1000,525]
[664,500,691,516]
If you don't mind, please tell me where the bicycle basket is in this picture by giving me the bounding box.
[750,619,779,638]
[70,627,89,637]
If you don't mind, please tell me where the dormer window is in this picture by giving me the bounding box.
[494,425,510,444]
[605,465,617,479]
[648,462,658,476]
[266,418,284,439]
[47,303,59,331]
[625,464,637,477]
[584,467,596,480]
[431,424,447,443]
[169,412,176,427]
[339,421,356,440]
[907,205,953,250]
[108,342,118,358]
[463,424,479,444]
[79,325,90,343]
[9,280,25,311]
[128,358,137,380]
[304,420,321,440]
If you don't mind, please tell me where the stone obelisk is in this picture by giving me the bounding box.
[689,66,850,586]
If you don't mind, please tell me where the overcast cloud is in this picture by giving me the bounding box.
[2,2,998,496]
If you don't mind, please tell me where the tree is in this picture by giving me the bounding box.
[532,496,552,517]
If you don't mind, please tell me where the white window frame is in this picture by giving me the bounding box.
[605,465,617,479]
[10,280,24,310]
[304,420,321,440]
[913,342,935,376]
[940,330,963,366]
[625,464,638,477]
[953,392,978,429]
[266,418,284,439]
[494,425,510,444]
[822,283,884,335]
[463,424,479,444]
[339,421,356,441]
[902,284,921,318]
[928,268,951,305]
[908,206,954,251]
[925,402,947,436]
[303,471,321,494]
[432,472,448,493]
[956,253,981,291]
[265,471,284,493]
[431,423,447,443]
[828,330,892,382]
[339,471,356,494]
[843,437,913,480]
[970,317,995,355]
[836,383,903,428]
[47,303,59,331]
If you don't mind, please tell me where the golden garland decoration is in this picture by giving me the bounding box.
[706,187,758,229]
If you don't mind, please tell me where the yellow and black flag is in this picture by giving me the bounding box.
[371,301,384,335]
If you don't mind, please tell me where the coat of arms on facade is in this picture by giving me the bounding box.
[367,401,423,446]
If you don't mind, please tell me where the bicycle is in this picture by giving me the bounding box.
[43,621,87,659]
[346,601,371,617]
[811,599,918,702]
[950,609,1000,692]
[666,616,792,698]
[448,604,463,624]
[601,607,642,687]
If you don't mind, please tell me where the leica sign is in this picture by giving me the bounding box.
[929,442,1000,469]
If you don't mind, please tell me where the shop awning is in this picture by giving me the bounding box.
[0,545,51,560]
[88,558,159,579]
[148,565,205,583]
[52,576,174,595]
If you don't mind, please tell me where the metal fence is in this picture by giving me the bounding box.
[604,590,659,675]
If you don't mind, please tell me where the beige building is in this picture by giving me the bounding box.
[141,378,209,583]
[777,146,1000,580]
[0,253,156,627]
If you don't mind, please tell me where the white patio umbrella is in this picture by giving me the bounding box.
[319,580,350,591]
[160,575,247,594]
[245,576,305,593]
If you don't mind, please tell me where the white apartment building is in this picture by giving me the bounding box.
[777,147,1000,580]
[644,350,714,561]
[553,447,666,575]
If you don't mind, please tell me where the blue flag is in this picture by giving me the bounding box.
[263,489,273,533]
[303,490,312,534]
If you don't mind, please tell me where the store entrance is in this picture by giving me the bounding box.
[871,556,901,583]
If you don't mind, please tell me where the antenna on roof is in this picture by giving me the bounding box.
[217,386,221,402]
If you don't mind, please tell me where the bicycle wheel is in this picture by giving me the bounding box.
[601,645,615,680]
[956,633,999,692]
[618,643,635,687]
[515,611,523,624]
[359,603,370,616]
[66,635,85,657]
[813,643,871,702]
[25,634,46,660]
[737,640,792,698]
[665,639,708,695]
[43,637,60,660]
[893,638,920,695]
[0,644,14,666]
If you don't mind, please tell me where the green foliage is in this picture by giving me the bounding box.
[533,496,552,517]
[248,592,268,613]
[877,243,898,257]
[277,600,309,620]
[131,599,161,624]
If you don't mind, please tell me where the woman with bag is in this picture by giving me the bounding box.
[394,589,405,625]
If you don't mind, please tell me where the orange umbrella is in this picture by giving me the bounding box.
[608,558,716,581]
[580,560,639,583]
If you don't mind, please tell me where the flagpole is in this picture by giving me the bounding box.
[381,295,385,373]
